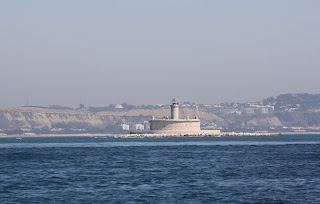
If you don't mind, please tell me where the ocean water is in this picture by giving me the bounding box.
[0,135,320,203]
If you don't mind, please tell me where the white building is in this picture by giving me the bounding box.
[119,124,130,130]
[245,108,255,115]
[143,121,150,130]
[132,124,144,130]
[115,104,124,109]
[261,108,269,114]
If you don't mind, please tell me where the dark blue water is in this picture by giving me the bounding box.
[0,135,320,203]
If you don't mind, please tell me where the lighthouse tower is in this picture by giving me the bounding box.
[170,98,179,119]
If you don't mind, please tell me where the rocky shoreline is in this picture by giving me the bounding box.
[110,132,284,138]
[0,132,288,138]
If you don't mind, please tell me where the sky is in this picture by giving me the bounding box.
[1,0,320,107]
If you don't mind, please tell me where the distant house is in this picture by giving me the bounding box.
[119,124,130,130]
[115,104,124,109]
[132,124,144,130]
[244,107,270,115]
[261,108,269,114]
[245,108,255,115]
[143,121,150,130]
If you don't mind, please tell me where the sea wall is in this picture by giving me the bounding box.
[149,119,200,131]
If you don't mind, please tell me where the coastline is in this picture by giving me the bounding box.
[0,132,310,138]
[1,132,320,139]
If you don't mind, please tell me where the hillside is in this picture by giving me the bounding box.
[1,93,320,135]
[0,106,226,134]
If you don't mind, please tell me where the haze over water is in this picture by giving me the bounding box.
[1,135,320,203]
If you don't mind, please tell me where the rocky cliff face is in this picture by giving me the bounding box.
[0,107,226,132]
[247,116,282,127]
[0,107,105,130]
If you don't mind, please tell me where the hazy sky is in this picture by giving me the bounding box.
[1,1,320,107]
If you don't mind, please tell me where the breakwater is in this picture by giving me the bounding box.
[111,132,282,138]
[0,132,283,138]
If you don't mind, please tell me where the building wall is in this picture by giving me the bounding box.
[119,124,130,130]
[170,104,179,119]
[149,119,200,131]
[130,129,221,135]
[132,124,144,130]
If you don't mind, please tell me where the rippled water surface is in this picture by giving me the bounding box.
[1,135,320,203]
